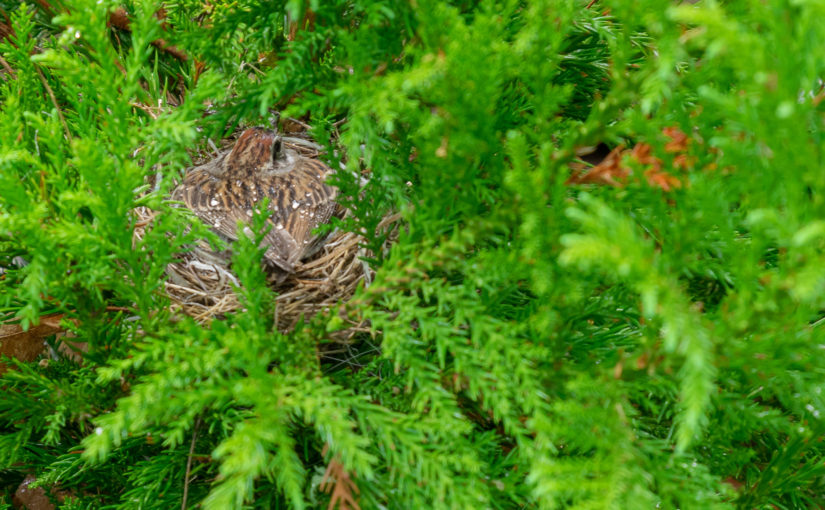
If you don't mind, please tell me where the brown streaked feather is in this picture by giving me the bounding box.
[171,128,339,275]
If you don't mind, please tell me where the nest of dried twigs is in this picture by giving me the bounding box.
[133,131,398,339]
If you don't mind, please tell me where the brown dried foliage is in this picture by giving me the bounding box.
[568,126,700,191]
[319,444,360,510]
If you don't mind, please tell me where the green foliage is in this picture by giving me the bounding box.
[2,0,825,508]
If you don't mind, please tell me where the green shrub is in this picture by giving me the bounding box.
[1,0,825,508]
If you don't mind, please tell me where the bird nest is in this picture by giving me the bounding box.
[134,208,397,336]
[133,133,398,340]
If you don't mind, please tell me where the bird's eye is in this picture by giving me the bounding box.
[271,137,283,163]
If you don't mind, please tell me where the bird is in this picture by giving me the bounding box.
[171,126,339,281]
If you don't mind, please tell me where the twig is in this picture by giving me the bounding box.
[181,415,201,510]
[287,117,313,130]
[104,306,132,312]
[0,52,15,77]
[130,102,160,120]
[34,66,72,142]
[207,138,220,156]
[586,0,598,7]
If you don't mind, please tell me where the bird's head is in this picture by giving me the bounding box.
[224,127,295,175]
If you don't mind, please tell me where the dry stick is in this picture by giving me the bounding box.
[287,117,313,131]
[586,0,598,7]
[34,66,72,142]
[0,53,15,76]
[181,415,201,510]
[105,306,132,312]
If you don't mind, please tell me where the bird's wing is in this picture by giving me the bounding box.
[271,158,340,262]
[171,167,302,273]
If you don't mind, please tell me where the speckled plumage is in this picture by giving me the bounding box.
[172,127,338,277]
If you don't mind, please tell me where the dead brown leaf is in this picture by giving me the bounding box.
[0,315,64,373]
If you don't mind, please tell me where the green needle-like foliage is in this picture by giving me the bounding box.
[2,0,825,508]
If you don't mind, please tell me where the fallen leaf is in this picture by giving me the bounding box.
[0,317,63,373]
